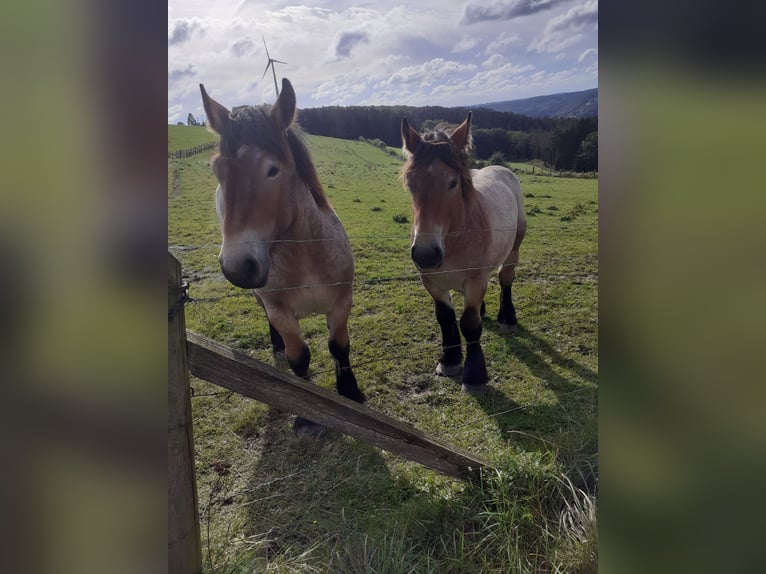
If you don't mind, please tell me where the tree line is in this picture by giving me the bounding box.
[297,105,597,172]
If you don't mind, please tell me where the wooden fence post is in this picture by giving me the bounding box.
[168,253,202,574]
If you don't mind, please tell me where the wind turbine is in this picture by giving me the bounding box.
[261,36,287,98]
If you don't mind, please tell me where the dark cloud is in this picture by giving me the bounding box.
[460,0,570,24]
[335,31,369,58]
[168,20,197,45]
[231,37,255,58]
[168,65,196,83]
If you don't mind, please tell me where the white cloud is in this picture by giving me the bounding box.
[453,36,479,53]
[577,47,597,62]
[230,36,255,58]
[168,104,184,124]
[534,0,597,53]
[167,1,595,113]
[485,32,522,55]
[483,54,505,68]
[380,58,477,89]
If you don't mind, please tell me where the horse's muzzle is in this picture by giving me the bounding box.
[411,244,443,270]
[219,256,268,289]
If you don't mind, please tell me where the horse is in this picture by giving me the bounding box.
[400,112,526,393]
[200,78,365,433]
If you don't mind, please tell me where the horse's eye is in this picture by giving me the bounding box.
[267,165,280,178]
[448,178,458,190]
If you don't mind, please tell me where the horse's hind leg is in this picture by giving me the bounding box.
[497,264,518,331]
[327,300,365,404]
[498,225,525,332]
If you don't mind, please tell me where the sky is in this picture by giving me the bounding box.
[168,0,597,124]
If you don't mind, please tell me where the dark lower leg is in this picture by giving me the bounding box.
[329,340,365,403]
[497,285,517,326]
[269,322,285,354]
[286,344,325,434]
[435,300,462,368]
[460,307,487,386]
[287,344,310,379]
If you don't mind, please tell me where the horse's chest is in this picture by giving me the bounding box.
[290,287,333,318]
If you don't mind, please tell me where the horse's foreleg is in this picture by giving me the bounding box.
[255,292,286,355]
[460,281,488,392]
[266,307,322,435]
[268,322,286,356]
[327,301,365,404]
[432,292,463,377]
[266,308,309,378]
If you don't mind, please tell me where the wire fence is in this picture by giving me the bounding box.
[178,219,597,450]
[169,141,217,159]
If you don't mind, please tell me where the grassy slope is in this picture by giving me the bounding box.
[168,126,597,573]
[168,125,218,151]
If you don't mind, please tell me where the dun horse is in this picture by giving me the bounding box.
[200,78,365,433]
[401,112,526,393]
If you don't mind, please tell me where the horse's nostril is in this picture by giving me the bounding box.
[411,245,443,269]
[242,257,258,278]
[220,256,263,288]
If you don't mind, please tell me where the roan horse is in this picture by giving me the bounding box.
[200,78,365,433]
[401,112,527,393]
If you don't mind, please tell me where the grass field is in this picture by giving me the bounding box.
[168,124,218,150]
[168,125,598,573]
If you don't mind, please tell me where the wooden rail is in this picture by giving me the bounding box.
[168,251,490,573]
[186,331,489,481]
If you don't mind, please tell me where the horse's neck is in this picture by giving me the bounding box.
[459,188,491,233]
[279,179,333,238]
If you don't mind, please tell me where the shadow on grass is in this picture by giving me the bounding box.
[472,321,598,492]
[241,407,400,562]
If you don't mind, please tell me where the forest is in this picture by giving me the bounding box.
[297,104,597,172]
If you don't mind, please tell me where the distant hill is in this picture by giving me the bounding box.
[475,88,597,118]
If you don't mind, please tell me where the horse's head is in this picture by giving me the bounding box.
[401,113,473,270]
[200,78,299,289]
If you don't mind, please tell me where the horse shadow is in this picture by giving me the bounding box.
[469,320,598,489]
[238,406,399,561]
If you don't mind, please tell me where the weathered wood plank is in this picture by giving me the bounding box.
[168,254,202,574]
[186,331,489,481]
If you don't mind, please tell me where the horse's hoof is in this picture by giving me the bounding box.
[273,351,289,368]
[293,417,326,438]
[342,388,367,404]
[461,383,488,395]
[499,323,518,334]
[436,362,462,377]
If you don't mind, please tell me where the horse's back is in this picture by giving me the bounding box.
[472,165,526,248]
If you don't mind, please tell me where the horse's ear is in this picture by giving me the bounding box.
[272,78,296,130]
[401,117,421,155]
[450,111,473,151]
[200,84,230,134]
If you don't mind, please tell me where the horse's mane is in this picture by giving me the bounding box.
[218,105,330,211]
[403,126,474,198]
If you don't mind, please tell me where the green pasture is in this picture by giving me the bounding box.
[168,125,597,573]
[168,124,218,150]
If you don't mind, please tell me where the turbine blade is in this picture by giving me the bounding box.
[262,35,270,59]
[272,59,287,65]
[262,62,271,80]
